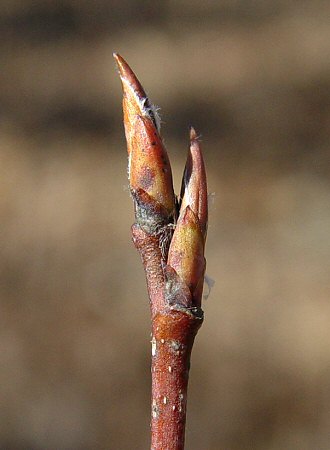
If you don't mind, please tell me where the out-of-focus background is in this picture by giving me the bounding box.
[1,1,330,449]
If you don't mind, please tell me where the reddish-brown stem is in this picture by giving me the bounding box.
[151,309,203,450]
[132,223,203,449]
[131,224,166,318]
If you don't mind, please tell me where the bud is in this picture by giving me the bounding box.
[114,53,175,223]
[180,127,208,239]
[167,206,205,307]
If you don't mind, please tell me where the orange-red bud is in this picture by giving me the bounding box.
[114,53,175,220]
[180,127,208,239]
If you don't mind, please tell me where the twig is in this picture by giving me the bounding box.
[114,53,208,450]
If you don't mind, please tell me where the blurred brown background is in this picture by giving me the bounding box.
[1,1,330,449]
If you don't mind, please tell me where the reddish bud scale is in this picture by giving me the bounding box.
[167,207,205,307]
[129,115,175,217]
[180,128,208,240]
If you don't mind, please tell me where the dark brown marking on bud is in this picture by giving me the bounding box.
[139,166,156,191]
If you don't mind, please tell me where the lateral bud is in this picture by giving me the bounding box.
[180,127,208,240]
[167,206,206,307]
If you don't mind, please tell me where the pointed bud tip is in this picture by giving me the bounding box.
[113,52,127,73]
[190,126,198,141]
[113,53,147,100]
[113,52,126,76]
[180,127,208,238]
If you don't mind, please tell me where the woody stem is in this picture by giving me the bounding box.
[132,224,203,450]
[151,309,202,450]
